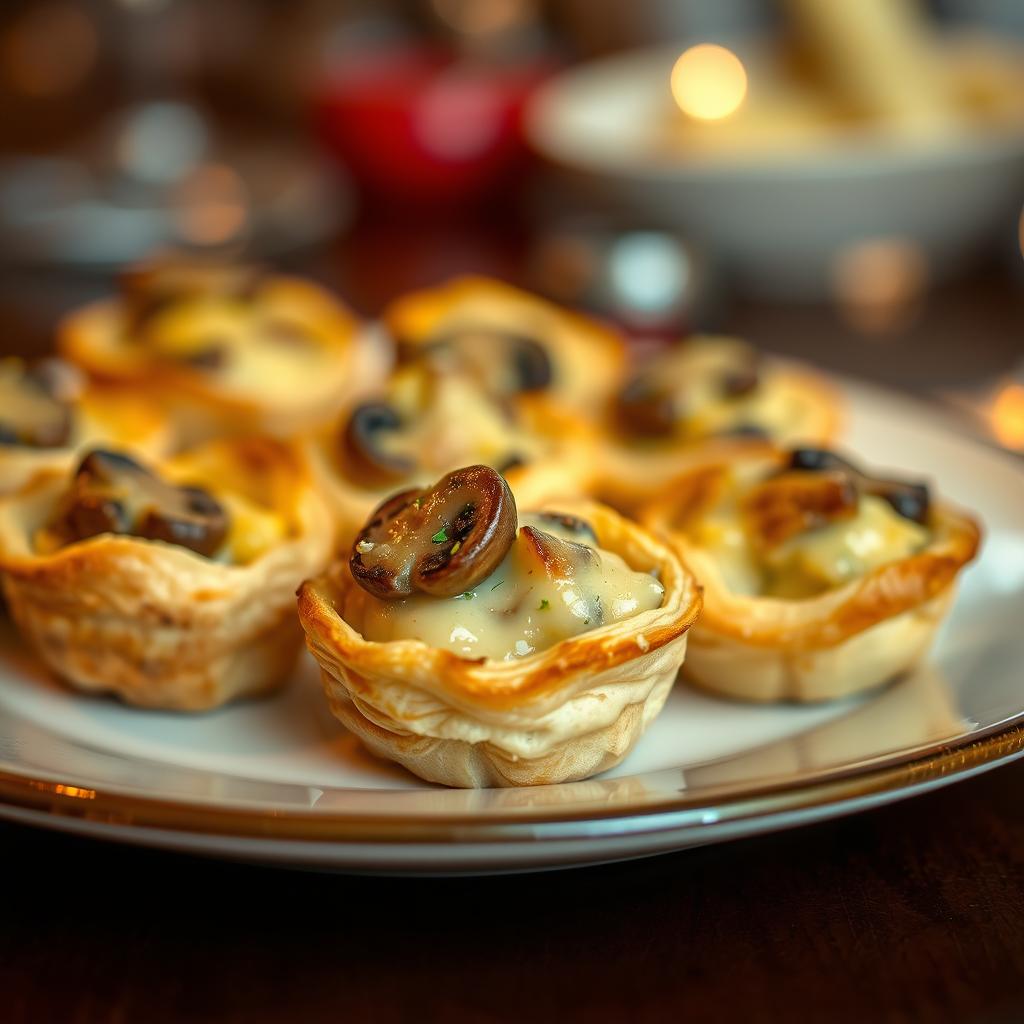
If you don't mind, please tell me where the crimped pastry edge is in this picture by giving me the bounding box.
[297,499,702,787]
[0,437,334,710]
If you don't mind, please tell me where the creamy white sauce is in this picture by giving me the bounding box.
[360,513,664,660]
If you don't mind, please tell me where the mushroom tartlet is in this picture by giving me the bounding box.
[59,258,389,443]
[309,361,591,549]
[383,275,627,414]
[0,357,172,498]
[0,439,333,710]
[595,336,840,511]
[640,445,980,703]
[298,465,702,788]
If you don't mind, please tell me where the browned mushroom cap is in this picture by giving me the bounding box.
[742,469,859,549]
[350,465,517,599]
[533,512,599,546]
[615,374,678,438]
[340,402,417,488]
[787,447,930,525]
[53,449,229,558]
[0,359,81,449]
[416,326,553,396]
[517,525,599,578]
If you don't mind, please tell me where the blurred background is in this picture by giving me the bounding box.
[0,0,1021,450]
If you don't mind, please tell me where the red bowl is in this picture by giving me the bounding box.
[313,47,554,206]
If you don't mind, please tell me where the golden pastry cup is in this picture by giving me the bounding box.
[59,276,390,442]
[297,500,703,788]
[0,385,173,499]
[383,275,628,413]
[593,362,843,514]
[0,438,334,710]
[639,450,982,703]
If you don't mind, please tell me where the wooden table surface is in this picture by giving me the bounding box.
[1,218,1022,1023]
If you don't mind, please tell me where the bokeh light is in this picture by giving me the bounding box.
[671,44,748,121]
[991,383,1024,451]
[831,237,928,334]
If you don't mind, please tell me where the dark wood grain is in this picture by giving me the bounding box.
[2,757,1024,1024]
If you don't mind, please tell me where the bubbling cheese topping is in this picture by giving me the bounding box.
[359,514,665,660]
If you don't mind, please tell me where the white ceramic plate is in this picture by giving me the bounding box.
[1,381,1022,873]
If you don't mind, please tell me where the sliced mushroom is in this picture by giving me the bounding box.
[787,447,859,475]
[53,449,229,558]
[720,361,761,398]
[0,359,80,449]
[419,326,553,396]
[518,525,599,578]
[615,375,678,438]
[786,447,930,525]
[533,512,599,546]
[865,478,930,524]
[350,465,517,599]
[743,470,859,549]
[496,453,528,475]
[340,402,416,487]
[179,341,230,371]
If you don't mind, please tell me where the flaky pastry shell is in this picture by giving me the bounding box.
[384,275,628,413]
[59,277,390,442]
[298,500,702,788]
[640,456,981,703]
[0,438,334,710]
[0,386,173,498]
[594,363,842,513]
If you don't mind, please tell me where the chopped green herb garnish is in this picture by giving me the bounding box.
[538,598,550,611]
[431,527,448,544]
[457,590,476,600]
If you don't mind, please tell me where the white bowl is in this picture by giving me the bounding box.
[526,40,1024,299]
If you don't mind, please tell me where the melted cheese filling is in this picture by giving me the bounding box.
[354,366,544,486]
[627,338,813,444]
[127,296,340,399]
[360,514,665,660]
[694,493,930,599]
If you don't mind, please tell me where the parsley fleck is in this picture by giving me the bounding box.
[538,599,550,611]
[457,591,476,600]
[431,527,448,544]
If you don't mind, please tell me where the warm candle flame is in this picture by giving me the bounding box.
[671,44,748,121]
